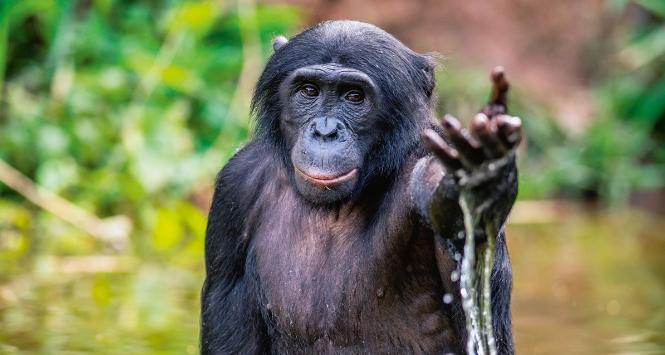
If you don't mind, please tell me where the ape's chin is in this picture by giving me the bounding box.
[293,167,358,204]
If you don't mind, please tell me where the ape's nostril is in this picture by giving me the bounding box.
[312,118,341,140]
[314,129,338,139]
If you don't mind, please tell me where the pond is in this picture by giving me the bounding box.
[0,206,663,354]
[509,205,665,354]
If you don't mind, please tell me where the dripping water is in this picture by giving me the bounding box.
[456,153,514,355]
[459,192,498,355]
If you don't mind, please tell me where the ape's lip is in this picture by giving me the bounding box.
[293,165,358,187]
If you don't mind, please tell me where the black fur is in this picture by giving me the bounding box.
[201,21,516,354]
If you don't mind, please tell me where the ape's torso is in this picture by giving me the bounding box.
[202,20,518,355]
[243,150,461,354]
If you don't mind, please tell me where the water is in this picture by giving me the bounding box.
[509,207,665,354]
[0,206,663,354]
[459,193,497,355]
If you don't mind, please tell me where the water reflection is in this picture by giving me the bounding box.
[509,208,665,354]
[0,207,663,354]
[0,264,203,354]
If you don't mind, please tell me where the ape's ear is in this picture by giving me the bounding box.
[272,36,289,51]
[420,54,437,98]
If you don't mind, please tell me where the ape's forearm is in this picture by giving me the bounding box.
[412,155,516,353]
[410,156,464,239]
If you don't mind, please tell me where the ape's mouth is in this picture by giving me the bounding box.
[293,165,358,187]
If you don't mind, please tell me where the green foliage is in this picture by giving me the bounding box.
[0,1,300,256]
[543,1,665,204]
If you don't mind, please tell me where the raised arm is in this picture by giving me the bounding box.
[410,67,522,354]
[412,66,521,244]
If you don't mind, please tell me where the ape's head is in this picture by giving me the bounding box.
[252,21,435,204]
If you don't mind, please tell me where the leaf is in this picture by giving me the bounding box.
[619,25,665,69]
[165,1,220,36]
[631,78,665,127]
[634,0,665,17]
[152,206,184,252]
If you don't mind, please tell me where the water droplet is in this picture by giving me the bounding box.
[443,293,453,304]
[451,270,460,282]
[457,231,465,239]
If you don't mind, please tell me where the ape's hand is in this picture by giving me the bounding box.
[421,67,522,227]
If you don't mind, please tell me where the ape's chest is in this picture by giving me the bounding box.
[251,210,451,345]
[254,223,379,325]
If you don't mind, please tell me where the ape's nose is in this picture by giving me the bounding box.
[311,117,343,142]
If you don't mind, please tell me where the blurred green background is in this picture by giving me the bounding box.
[0,0,663,354]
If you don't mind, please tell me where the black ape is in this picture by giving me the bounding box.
[201,21,521,354]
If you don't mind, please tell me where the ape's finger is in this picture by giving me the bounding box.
[442,114,485,167]
[482,66,510,117]
[490,66,509,107]
[470,113,506,159]
[421,129,464,171]
[496,115,523,149]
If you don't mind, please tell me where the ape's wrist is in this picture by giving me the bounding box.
[468,155,518,234]
[419,153,517,240]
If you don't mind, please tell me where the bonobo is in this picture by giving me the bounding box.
[201,20,522,354]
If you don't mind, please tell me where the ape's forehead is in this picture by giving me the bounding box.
[279,20,424,83]
[302,20,411,54]
[313,20,394,41]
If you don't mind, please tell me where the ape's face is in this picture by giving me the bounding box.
[254,21,435,205]
[280,63,380,203]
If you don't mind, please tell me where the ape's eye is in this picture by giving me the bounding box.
[344,90,364,103]
[299,84,319,97]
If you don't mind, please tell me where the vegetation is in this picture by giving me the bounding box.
[525,0,665,203]
[0,0,300,260]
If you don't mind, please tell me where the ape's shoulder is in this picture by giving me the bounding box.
[214,139,276,198]
[205,139,276,271]
[208,139,278,231]
[217,140,271,179]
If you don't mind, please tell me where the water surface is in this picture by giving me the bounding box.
[0,207,663,354]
